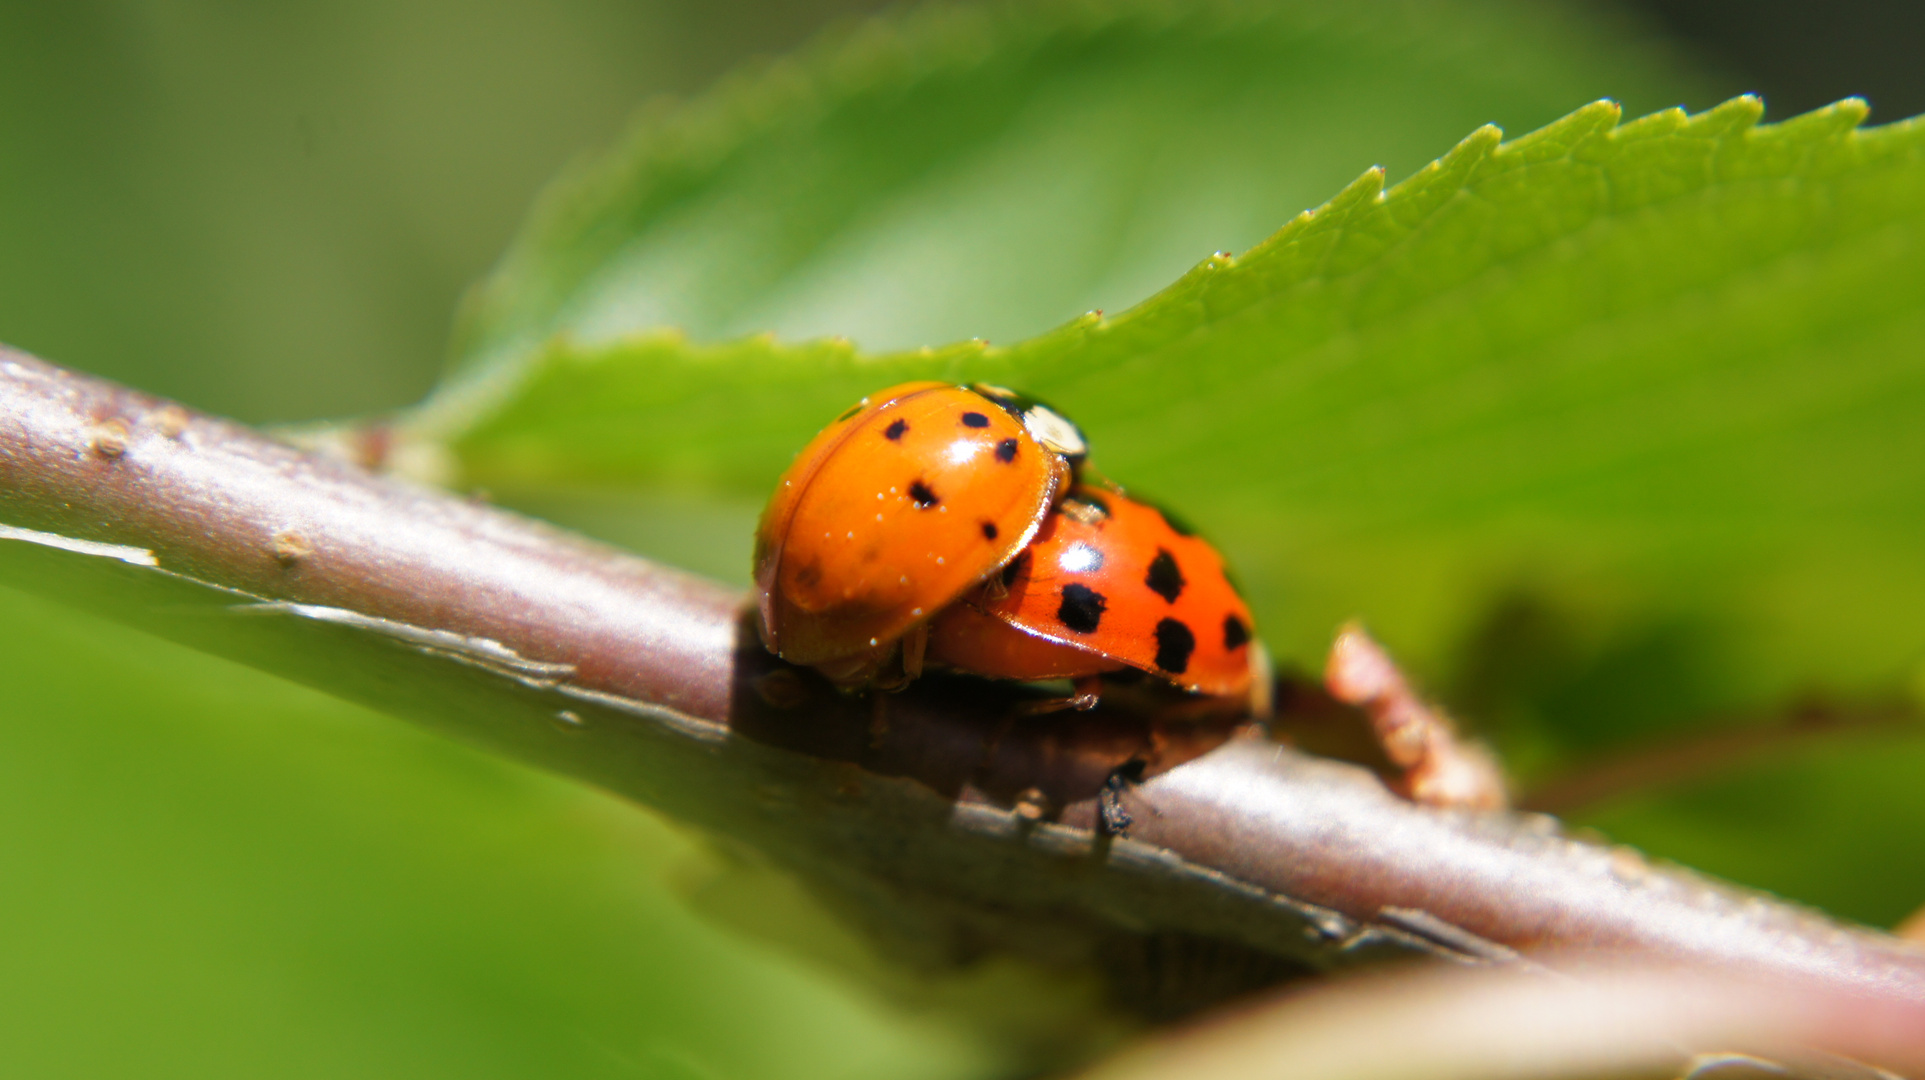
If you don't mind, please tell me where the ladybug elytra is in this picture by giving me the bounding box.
[927,485,1260,705]
[753,381,1086,686]
[755,382,1262,714]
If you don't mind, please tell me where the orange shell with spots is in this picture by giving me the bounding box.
[754,382,1069,683]
[928,486,1257,698]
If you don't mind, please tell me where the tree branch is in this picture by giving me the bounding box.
[2,346,1922,1044]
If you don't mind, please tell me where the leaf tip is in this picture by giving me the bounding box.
[1329,165,1388,210]
[1689,94,1766,135]
[1501,99,1622,160]
[1440,125,1503,172]
[1798,95,1872,130]
[1758,96,1874,143]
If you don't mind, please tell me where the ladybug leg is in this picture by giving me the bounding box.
[868,689,891,747]
[868,633,923,694]
[1097,777,1132,836]
[1097,757,1148,838]
[900,621,928,681]
[1324,622,1508,810]
[1016,674,1104,715]
[1068,674,1102,711]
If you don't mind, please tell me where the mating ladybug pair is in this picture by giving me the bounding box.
[753,381,1264,714]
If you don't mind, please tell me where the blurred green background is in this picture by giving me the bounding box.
[8,0,1920,426]
[0,2,1922,1077]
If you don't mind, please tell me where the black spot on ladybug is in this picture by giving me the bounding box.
[995,438,1019,463]
[1223,614,1250,650]
[793,562,822,588]
[1144,548,1185,603]
[981,521,999,541]
[1153,618,1195,674]
[1058,584,1107,634]
[884,418,909,440]
[1001,551,1029,586]
[1153,503,1197,537]
[836,404,863,422]
[961,411,990,428]
[909,480,940,508]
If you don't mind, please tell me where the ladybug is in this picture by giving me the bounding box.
[754,381,1087,687]
[927,484,1264,711]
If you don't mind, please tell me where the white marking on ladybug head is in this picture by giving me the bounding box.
[1022,404,1086,459]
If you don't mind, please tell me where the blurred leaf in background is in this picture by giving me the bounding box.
[3,0,1925,1077]
[0,0,890,423]
[437,0,1717,392]
[0,2,983,1077]
[0,585,997,1079]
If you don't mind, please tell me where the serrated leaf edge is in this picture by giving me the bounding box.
[1033,95,1899,357]
[419,93,1914,447]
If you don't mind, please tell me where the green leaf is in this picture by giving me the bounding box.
[425,95,1925,784]
[424,0,1717,430]
[1580,729,1925,927]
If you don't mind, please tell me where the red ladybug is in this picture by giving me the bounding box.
[754,381,1086,686]
[928,484,1263,710]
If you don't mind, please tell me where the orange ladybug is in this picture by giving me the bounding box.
[928,485,1263,710]
[754,381,1087,686]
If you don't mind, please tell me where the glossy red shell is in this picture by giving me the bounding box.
[754,382,1067,681]
[929,486,1257,697]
